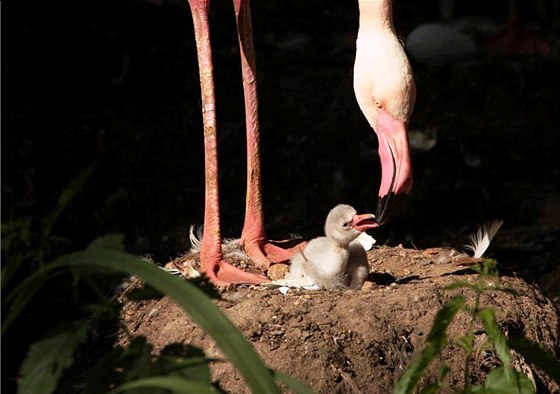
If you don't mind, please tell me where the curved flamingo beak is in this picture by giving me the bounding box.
[374,108,413,226]
[352,213,379,232]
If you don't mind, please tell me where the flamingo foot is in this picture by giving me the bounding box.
[243,238,307,270]
[204,259,270,286]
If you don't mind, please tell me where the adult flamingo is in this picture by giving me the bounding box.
[354,0,416,225]
[186,0,415,285]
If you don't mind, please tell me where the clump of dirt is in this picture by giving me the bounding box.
[118,246,560,393]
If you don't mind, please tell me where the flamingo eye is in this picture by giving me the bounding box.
[342,221,351,229]
[374,99,382,108]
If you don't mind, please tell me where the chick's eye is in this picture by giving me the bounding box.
[342,221,351,229]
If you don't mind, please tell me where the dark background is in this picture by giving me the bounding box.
[3,0,560,391]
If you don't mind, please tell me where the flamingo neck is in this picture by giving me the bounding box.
[358,0,394,32]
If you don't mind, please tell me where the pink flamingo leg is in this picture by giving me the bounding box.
[188,0,268,285]
[233,0,305,269]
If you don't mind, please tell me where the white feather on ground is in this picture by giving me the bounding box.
[464,219,504,258]
[355,232,376,251]
[189,225,203,253]
[188,225,248,259]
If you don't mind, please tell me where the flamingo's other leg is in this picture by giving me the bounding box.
[233,0,305,269]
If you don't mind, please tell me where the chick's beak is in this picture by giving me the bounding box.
[352,213,378,232]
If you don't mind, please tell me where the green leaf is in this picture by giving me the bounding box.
[470,264,483,274]
[24,248,280,393]
[2,234,126,333]
[188,275,222,299]
[507,336,560,385]
[426,296,466,343]
[83,347,126,394]
[1,272,59,335]
[444,281,478,291]
[42,162,97,238]
[394,295,465,394]
[84,339,213,394]
[108,376,218,394]
[456,334,474,353]
[158,343,212,382]
[419,365,449,394]
[118,337,156,384]
[486,368,534,393]
[1,216,34,287]
[87,234,125,251]
[126,285,164,301]
[470,367,535,394]
[480,259,499,277]
[477,309,512,370]
[17,325,88,394]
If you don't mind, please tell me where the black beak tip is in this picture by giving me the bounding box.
[376,192,409,226]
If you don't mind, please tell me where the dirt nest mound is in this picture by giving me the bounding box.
[119,246,560,393]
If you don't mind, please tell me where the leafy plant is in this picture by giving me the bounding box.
[395,259,560,394]
[84,336,215,394]
[1,162,96,290]
[3,165,315,394]
[17,324,89,394]
[1,162,98,345]
[5,234,316,394]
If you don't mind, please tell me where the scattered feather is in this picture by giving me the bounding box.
[163,267,181,275]
[278,286,290,295]
[355,232,376,251]
[263,279,319,294]
[188,225,248,259]
[189,225,203,253]
[464,219,504,258]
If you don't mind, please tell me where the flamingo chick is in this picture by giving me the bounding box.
[354,0,416,225]
[284,204,377,290]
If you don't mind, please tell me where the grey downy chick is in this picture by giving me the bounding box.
[285,204,377,289]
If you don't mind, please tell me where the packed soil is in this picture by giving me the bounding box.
[118,245,560,393]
